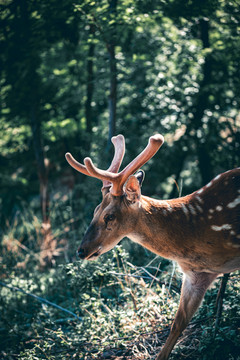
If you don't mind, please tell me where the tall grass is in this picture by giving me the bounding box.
[0,198,240,360]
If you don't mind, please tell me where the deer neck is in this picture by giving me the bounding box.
[128,194,194,261]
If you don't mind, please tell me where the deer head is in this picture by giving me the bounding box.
[65,134,164,260]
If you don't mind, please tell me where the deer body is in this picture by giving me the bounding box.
[131,169,240,274]
[66,134,240,360]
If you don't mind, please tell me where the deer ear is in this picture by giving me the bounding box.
[124,175,141,203]
[136,170,145,187]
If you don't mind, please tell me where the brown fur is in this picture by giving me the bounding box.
[77,169,240,360]
[66,135,240,360]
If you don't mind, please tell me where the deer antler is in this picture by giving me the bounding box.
[101,135,125,193]
[84,134,164,196]
[65,153,90,176]
[65,134,125,193]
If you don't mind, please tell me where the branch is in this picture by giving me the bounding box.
[0,280,82,321]
[214,273,230,335]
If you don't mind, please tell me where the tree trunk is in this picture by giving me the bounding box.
[85,25,95,135]
[30,105,55,267]
[170,152,186,198]
[192,18,214,184]
[107,0,117,147]
[18,0,55,266]
[108,44,117,143]
[30,107,49,224]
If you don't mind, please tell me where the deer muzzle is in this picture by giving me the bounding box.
[77,223,102,260]
[77,246,102,260]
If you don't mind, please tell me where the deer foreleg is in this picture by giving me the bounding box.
[156,271,217,360]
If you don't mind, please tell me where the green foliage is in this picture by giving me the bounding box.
[1,0,240,224]
[1,210,240,360]
[0,219,179,360]
[0,0,240,359]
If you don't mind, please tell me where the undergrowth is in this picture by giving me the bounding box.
[0,205,240,360]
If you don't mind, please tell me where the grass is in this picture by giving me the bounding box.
[0,203,240,360]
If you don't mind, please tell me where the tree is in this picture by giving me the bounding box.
[0,0,79,263]
[0,0,239,241]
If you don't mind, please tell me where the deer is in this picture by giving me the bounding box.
[65,133,240,360]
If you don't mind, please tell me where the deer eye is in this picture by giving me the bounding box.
[104,214,116,223]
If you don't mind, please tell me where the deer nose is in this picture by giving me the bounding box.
[77,248,85,259]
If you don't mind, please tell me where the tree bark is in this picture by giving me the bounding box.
[30,102,58,268]
[107,0,117,147]
[85,25,95,135]
[17,0,54,266]
[192,18,214,184]
[30,108,49,223]
[214,273,230,335]
[108,44,117,143]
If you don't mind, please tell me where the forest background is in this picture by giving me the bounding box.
[0,0,240,359]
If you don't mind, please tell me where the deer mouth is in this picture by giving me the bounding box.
[86,247,102,260]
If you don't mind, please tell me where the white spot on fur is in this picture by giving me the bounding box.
[227,242,240,249]
[195,196,203,204]
[188,204,197,216]
[206,181,213,188]
[209,209,214,214]
[197,188,204,194]
[214,174,221,181]
[195,204,203,213]
[230,231,236,236]
[208,215,213,220]
[232,242,240,248]
[181,204,189,219]
[216,205,223,211]
[162,209,168,216]
[211,224,232,231]
[227,195,240,209]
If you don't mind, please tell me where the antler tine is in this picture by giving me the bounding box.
[65,152,90,176]
[65,135,125,195]
[107,134,125,173]
[113,134,164,194]
[84,157,118,182]
[85,134,164,196]
[102,134,125,191]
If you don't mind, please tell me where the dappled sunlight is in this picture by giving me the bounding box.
[1,0,240,359]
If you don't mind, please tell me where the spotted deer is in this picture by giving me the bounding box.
[65,134,240,360]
